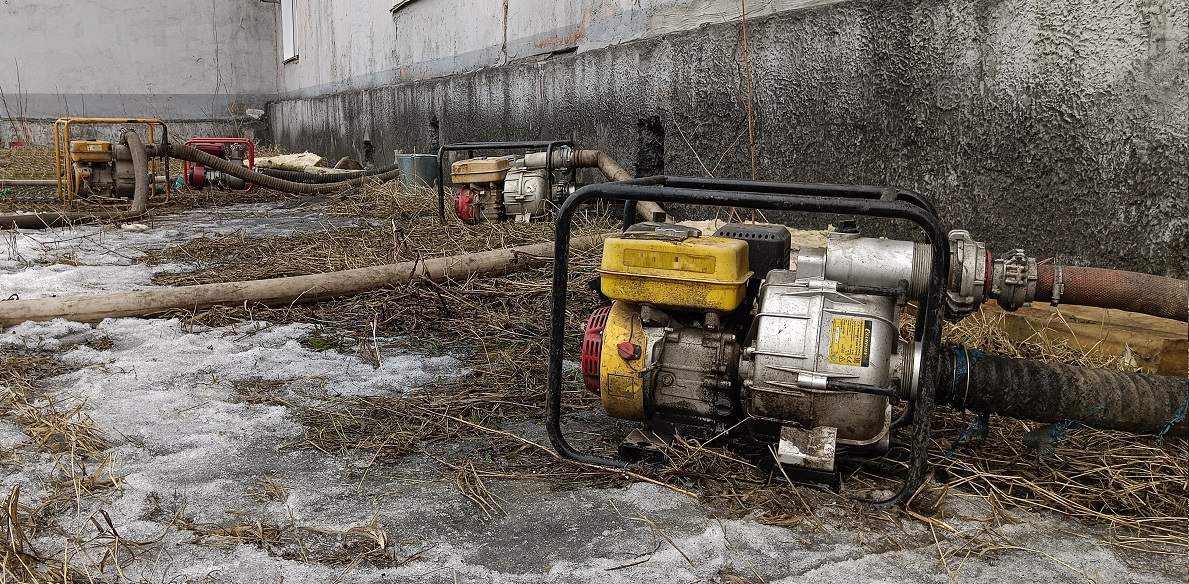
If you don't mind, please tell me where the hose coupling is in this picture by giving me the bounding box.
[944,230,988,320]
[523,145,574,170]
[989,249,1037,311]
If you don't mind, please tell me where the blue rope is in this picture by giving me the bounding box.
[1024,406,1104,457]
[1158,392,1188,438]
[945,412,990,458]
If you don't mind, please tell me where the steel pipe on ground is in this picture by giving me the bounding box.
[0,234,612,328]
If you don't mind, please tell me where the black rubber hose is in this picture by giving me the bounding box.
[257,162,401,184]
[161,144,401,194]
[0,130,150,229]
[939,347,1187,435]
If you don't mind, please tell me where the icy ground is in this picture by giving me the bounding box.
[0,201,1183,583]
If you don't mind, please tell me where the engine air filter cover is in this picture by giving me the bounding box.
[713,223,791,282]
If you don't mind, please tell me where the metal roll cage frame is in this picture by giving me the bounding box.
[546,176,948,506]
[436,140,575,223]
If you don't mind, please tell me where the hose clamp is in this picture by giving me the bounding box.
[1050,265,1064,306]
[990,249,1038,311]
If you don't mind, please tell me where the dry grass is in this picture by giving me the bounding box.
[1,145,1183,578]
[928,309,1188,551]
[143,181,612,286]
[0,351,120,583]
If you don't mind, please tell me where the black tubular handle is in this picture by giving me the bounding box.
[644,176,940,217]
[620,175,938,230]
[436,140,575,223]
[548,178,949,506]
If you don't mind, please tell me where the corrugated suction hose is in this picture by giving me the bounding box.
[1035,264,1187,322]
[161,143,401,194]
[940,347,1187,435]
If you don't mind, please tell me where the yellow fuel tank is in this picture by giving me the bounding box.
[599,232,751,312]
[450,157,510,184]
[69,140,113,163]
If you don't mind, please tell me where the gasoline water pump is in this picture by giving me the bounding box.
[442,142,576,223]
[181,137,255,191]
[54,118,170,202]
[546,178,1187,502]
[582,221,933,485]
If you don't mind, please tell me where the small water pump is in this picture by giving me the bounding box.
[181,138,255,191]
[450,148,574,223]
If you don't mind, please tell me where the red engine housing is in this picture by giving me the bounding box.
[454,187,478,224]
[181,137,255,191]
[581,305,612,393]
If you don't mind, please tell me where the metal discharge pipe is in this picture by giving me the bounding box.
[159,144,402,194]
[939,348,1187,435]
[1035,264,1187,322]
[0,178,171,187]
[565,150,667,221]
[0,131,151,229]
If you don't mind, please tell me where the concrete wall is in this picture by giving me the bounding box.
[0,0,279,143]
[277,0,842,96]
[270,0,1187,278]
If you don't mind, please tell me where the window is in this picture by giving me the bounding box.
[281,0,298,62]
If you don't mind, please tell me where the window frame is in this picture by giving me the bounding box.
[281,0,298,63]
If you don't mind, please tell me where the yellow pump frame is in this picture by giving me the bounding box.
[53,117,167,203]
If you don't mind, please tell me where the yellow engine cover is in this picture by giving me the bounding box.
[599,233,751,312]
[600,301,647,421]
[450,157,510,185]
[69,140,113,163]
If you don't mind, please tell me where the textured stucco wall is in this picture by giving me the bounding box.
[276,0,838,96]
[270,0,1187,278]
[0,0,278,143]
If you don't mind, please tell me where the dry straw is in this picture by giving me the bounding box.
[0,148,1183,579]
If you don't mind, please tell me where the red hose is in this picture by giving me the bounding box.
[1035,265,1187,322]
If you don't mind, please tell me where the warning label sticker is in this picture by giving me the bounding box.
[827,317,872,367]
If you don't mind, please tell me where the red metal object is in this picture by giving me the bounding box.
[580,305,611,393]
[453,187,477,223]
[616,342,640,360]
[187,164,206,189]
[181,137,255,190]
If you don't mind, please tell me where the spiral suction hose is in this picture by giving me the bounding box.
[159,143,401,195]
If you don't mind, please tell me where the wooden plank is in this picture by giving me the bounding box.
[981,304,1187,376]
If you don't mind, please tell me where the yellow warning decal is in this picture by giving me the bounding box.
[827,317,872,367]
